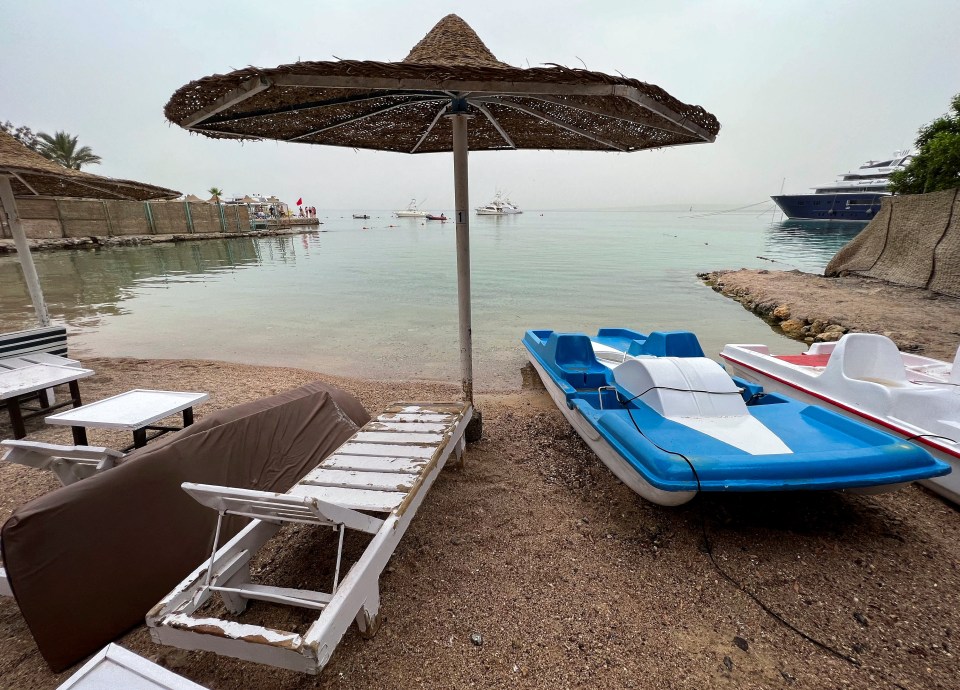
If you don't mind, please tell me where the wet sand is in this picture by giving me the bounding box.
[0,357,958,689]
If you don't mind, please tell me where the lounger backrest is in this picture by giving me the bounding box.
[613,357,747,418]
[1,440,123,485]
[182,483,383,535]
[831,333,908,384]
[0,326,67,359]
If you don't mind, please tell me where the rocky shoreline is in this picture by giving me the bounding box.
[0,226,318,253]
[699,268,960,360]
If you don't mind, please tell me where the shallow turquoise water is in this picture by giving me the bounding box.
[0,211,862,390]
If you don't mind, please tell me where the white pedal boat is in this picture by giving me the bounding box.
[720,333,960,504]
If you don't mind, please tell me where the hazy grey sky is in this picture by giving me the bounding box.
[4,1,959,210]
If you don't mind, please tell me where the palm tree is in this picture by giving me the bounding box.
[36,131,102,169]
[208,187,224,203]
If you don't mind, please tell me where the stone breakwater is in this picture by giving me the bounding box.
[700,269,849,344]
[699,268,960,361]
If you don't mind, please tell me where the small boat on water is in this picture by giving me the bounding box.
[720,333,959,504]
[476,191,522,215]
[425,213,447,221]
[523,327,948,506]
[352,213,370,219]
[394,199,428,218]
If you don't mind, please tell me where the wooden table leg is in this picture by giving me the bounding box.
[68,379,83,408]
[133,427,148,449]
[6,398,27,439]
[71,426,88,446]
[183,407,194,427]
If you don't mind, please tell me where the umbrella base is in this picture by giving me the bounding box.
[465,408,483,443]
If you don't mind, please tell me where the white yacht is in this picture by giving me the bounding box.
[476,191,522,215]
[394,199,428,217]
[772,150,914,222]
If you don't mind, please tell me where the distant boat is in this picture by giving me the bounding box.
[352,213,370,219]
[476,191,522,215]
[772,150,914,222]
[394,199,428,218]
[425,213,447,221]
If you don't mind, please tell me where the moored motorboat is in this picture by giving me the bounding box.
[394,199,428,217]
[523,327,948,506]
[720,333,960,504]
[476,191,522,215]
[425,213,447,221]
[352,213,370,219]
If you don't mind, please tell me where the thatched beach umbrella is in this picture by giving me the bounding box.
[165,14,720,437]
[0,130,179,326]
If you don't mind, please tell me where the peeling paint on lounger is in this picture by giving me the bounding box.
[165,614,303,650]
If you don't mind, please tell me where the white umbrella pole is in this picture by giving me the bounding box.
[452,113,474,406]
[0,176,50,327]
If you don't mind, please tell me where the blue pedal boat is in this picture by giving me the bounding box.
[522,328,950,506]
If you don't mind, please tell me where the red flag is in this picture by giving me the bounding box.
[296,197,303,205]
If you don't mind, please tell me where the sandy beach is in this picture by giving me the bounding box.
[1,354,957,690]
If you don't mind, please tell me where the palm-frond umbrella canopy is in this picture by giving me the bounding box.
[186,193,205,202]
[0,130,179,326]
[165,14,719,436]
[0,131,179,202]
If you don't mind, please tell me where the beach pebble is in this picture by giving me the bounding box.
[780,319,805,337]
[733,636,749,651]
[470,633,483,646]
[723,655,734,671]
[815,330,844,342]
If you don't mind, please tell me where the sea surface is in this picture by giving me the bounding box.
[0,210,864,390]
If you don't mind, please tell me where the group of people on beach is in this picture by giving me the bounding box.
[299,206,316,217]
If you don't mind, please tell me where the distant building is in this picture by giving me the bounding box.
[224,194,290,218]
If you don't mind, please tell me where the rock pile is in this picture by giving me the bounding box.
[700,270,849,344]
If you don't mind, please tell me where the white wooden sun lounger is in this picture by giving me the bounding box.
[147,401,471,674]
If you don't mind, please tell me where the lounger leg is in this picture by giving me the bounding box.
[219,567,253,615]
[355,587,382,639]
[451,434,467,469]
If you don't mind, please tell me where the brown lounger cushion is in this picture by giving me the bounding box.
[1,380,369,671]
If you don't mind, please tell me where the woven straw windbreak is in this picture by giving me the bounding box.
[165,14,719,153]
[0,131,179,201]
[826,188,960,297]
